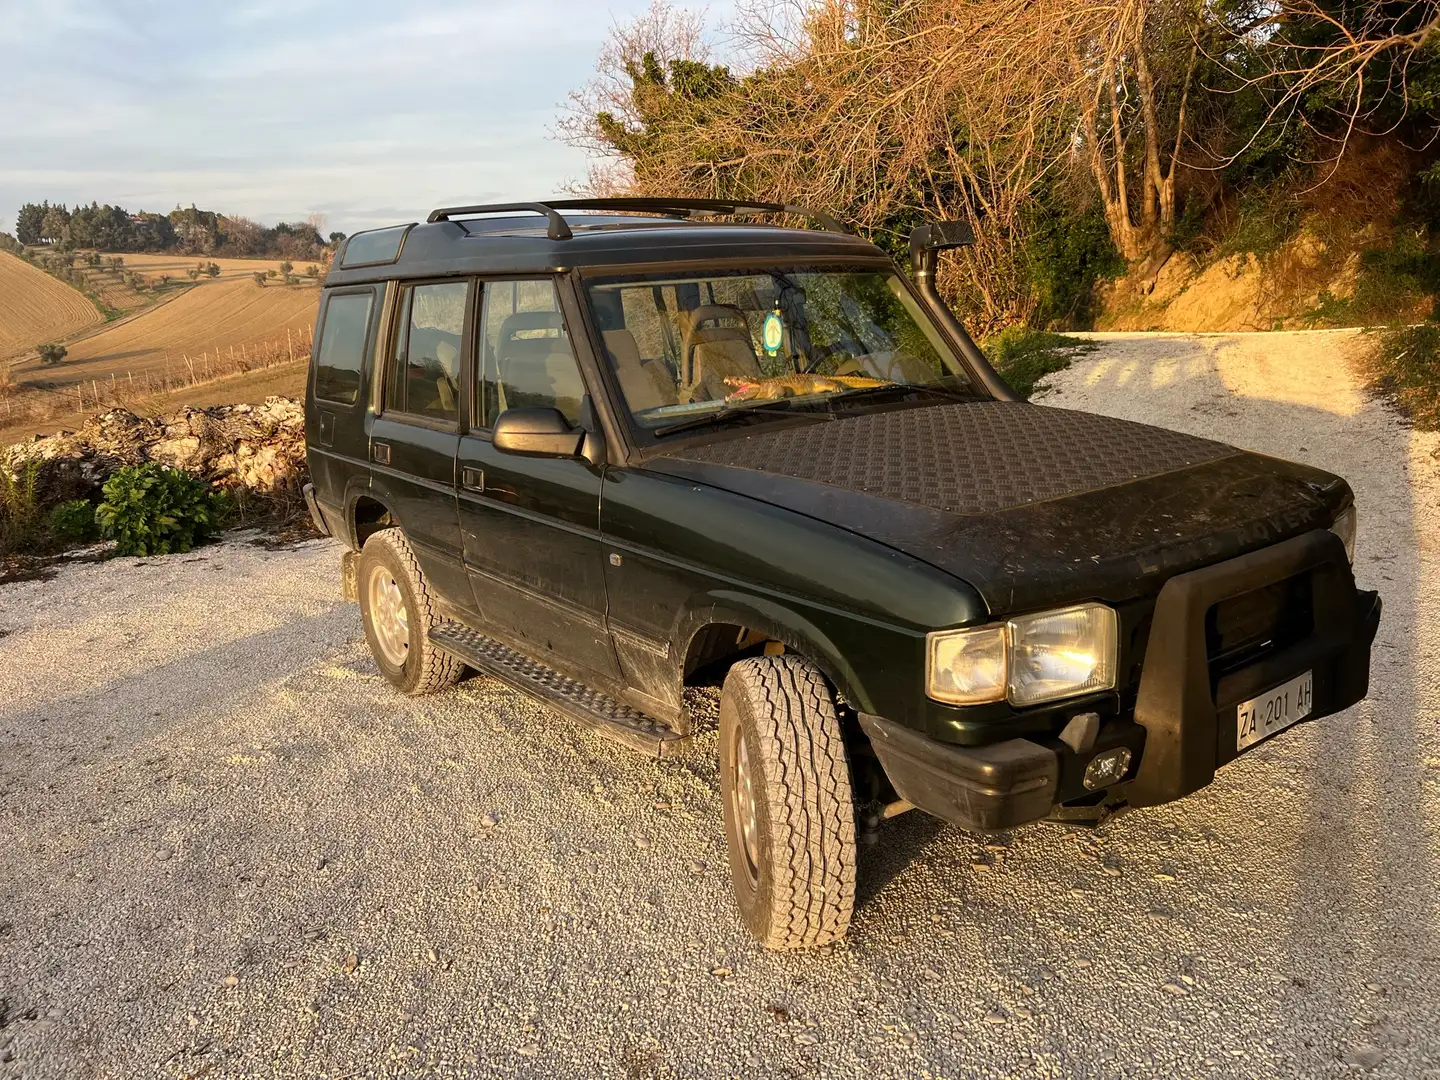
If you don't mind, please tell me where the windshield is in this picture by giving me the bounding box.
[584,267,977,436]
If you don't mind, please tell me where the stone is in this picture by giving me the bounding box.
[1344,1044,1385,1069]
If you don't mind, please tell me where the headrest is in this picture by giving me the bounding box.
[497,310,564,342]
[683,304,748,335]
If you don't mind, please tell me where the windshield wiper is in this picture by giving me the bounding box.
[821,382,978,411]
[652,398,802,438]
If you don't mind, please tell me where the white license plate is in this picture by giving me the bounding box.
[1236,670,1313,751]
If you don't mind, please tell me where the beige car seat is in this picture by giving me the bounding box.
[603,329,678,413]
[495,311,586,422]
[680,305,761,403]
[435,340,458,413]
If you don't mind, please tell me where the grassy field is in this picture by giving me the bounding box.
[0,251,103,359]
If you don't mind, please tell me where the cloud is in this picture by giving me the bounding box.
[0,0,727,235]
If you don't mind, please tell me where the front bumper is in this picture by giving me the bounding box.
[861,530,1382,832]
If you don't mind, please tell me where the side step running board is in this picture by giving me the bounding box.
[428,623,686,759]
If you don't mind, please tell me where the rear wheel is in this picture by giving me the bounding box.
[719,656,857,949]
[357,529,464,695]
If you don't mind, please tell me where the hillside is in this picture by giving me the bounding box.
[113,252,320,281]
[0,251,102,359]
[14,277,318,390]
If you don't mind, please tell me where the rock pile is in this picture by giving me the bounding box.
[1,397,307,505]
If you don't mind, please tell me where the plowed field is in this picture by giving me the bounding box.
[114,252,317,281]
[0,252,102,359]
[12,278,320,392]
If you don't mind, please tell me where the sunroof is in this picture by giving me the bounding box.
[340,224,413,267]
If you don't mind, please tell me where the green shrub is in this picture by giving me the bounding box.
[96,464,216,556]
[1359,323,1440,430]
[1022,198,1126,329]
[49,499,99,544]
[37,343,67,365]
[983,327,1097,399]
[0,460,42,556]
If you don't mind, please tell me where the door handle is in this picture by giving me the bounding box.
[372,441,391,465]
[461,466,485,492]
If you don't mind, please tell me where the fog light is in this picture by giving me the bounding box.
[1083,747,1133,790]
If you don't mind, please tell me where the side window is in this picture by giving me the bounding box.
[312,290,374,405]
[384,281,468,424]
[477,280,586,429]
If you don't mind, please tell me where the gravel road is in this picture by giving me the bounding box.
[1,330,1437,1080]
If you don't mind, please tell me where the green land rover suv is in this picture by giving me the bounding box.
[302,198,1380,949]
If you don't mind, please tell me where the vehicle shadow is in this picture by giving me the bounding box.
[854,811,950,910]
[1040,330,1440,1066]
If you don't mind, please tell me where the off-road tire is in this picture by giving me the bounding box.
[357,529,464,696]
[719,656,857,949]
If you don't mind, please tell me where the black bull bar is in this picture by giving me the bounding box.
[1129,528,1381,807]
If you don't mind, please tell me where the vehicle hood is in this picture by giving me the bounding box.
[650,401,1349,613]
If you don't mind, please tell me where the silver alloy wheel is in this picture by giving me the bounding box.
[732,726,761,884]
[367,564,410,667]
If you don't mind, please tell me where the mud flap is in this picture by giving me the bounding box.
[341,549,359,602]
[1129,529,1379,808]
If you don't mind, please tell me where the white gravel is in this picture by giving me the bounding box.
[2,330,1438,1079]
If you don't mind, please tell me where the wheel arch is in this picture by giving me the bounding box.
[674,593,871,714]
[348,492,393,550]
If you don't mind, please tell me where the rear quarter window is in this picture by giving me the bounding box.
[312,290,375,405]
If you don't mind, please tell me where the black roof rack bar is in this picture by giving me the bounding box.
[424,197,849,237]
[544,197,849,234]
[427,202,574,240]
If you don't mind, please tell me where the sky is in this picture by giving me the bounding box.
[0,0,723,238]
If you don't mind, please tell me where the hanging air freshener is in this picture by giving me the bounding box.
[762,309,784,357]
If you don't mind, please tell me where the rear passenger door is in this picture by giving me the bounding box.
[455,279,620,682]
[368,279,472,607]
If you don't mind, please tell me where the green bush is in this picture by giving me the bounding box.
[49,499,99,544]
[1022,198,1126,329]
[983,327,1097,399]
[0,460,42,557]
[37,343,67,365]
[1359,323,1440,430]
[96,464,216,556]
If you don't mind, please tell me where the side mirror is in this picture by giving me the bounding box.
[492,407,585,458]
[908,220,976,274]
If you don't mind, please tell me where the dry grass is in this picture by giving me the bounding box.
[0,252,103,359]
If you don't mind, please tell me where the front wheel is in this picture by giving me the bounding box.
[719,656,857,949]
[357,529,464,696]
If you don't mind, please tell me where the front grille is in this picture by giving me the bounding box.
[1206,573,1313,676]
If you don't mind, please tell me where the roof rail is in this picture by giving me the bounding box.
[545,198,850,234]
[425,197,849,238]
[427,202,574,240]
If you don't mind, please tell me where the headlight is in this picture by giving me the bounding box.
[1006,603,1119,706]
[1330,505,1356,563]
[927,602,1118,707]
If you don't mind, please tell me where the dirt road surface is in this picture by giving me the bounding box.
[1,331,1437,1079]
